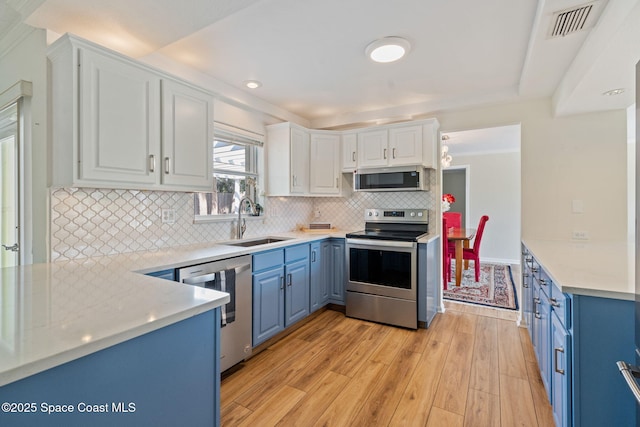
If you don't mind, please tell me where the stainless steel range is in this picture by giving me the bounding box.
[345,208,429,329]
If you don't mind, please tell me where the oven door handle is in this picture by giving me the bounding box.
[346,238,416,249]
[181,263,251,285]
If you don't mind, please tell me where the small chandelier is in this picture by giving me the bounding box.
[441,135,452,167]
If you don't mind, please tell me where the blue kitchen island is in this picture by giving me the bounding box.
[0,260,229,427]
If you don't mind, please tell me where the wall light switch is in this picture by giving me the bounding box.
[572,199,584,213]
[161,209,176,224]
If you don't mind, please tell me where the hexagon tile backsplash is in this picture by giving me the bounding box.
[50,187,435,261]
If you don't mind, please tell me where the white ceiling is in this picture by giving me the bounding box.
[3,0,640,129]
[443,125,521,157]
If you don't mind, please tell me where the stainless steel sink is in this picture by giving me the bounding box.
[224,237,291,247]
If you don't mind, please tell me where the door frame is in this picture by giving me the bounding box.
[443,164,471,228]
[0,81,33,265]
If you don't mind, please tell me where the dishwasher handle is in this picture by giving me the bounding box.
[617,361,640,405]
[182,263,250,286]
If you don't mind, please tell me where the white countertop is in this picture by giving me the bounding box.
[522,239,634,301]
[0,230,346,387]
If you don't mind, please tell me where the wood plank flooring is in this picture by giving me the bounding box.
[221,301,554,426]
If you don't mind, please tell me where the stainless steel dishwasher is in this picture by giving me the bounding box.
[176,255,252,372]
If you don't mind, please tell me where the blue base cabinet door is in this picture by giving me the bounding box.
[329,239,345,304]
[551,312,571,427]
[285,258,310,326]
[252,266,285,346]
[310,241,328,313]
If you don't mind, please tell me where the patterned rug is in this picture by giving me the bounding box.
[443,262,518,310]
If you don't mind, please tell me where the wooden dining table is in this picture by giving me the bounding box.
[447,227,476,286]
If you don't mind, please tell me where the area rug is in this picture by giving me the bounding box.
[443,262,518,310]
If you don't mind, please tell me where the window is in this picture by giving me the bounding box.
[194,124,263,220]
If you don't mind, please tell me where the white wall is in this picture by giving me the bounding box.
[449,151,521,263]
[0,28,48,262]
[435,98,628,244]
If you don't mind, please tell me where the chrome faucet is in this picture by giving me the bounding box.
[237,196,257,239]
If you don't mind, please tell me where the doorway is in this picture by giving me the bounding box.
[443,168,468,228]
[0,101,19,268]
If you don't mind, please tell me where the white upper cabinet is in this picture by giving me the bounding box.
[341,133,357,172]
[310,133,340,195]
[290,127,310,194]
[48,34,213,192]
[161,79,213,189]
[78,48,160,185]
[389,125,423,166]
[355,119,439,169]
[357,130,389,168]
[266,123,309,196]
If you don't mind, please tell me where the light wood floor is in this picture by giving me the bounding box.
[221,301,554,426]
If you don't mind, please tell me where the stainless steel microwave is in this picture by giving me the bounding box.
[353,166,429,192]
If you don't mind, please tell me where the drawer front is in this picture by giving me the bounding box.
[535,266,551,298]
[253,249,284,272]
[550,281,570,328]
[285,243,309,263]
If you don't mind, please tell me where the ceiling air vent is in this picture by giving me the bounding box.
[549,2,597,38]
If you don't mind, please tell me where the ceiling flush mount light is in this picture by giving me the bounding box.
[366,37,411,63]
[441,135,452,168]
[244,80,262,89]
[602,88,625,96]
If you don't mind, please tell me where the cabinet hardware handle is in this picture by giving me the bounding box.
[539,278,547,285]
[534,297,540,304]
[531,267,539,273]
[164,157,170,174]
[352,152,356,162]
[287,273,292,286]
[383,148,387,159]
[554,347,565,375]
[311,250,316,262]
[549,297,560,307]
[392,148,396,158]
[336,177,339,188]
[523,284,529,288]
[149,155,156,172]
[525,256,533,262]
[280,276,284,290]
[523,272,529,278]
[535,313,541,319]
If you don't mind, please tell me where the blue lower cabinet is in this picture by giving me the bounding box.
[551,312,571,427]
[285,258,309,326]
[0,310,220,427]
[252,244,310,346]
[252,266,285,346]
[310,241,326,313]
[145,268,175,281]
[328,239,345,304]
[417,239,438,327]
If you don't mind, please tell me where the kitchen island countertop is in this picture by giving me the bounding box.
[0,230,348,387]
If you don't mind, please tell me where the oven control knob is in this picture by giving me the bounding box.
[410,212,415,217]
[418,212,423,217]
[374,212,379,216]
[368,212,373,216]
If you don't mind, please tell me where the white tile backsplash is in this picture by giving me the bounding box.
[50,175,436,261]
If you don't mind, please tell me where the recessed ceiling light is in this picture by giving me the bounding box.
[244,80,262,89]
[366,37,411,63]
[602,88,625,96]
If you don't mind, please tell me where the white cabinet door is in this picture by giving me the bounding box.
[341,133,357,172]
[161,79,213,190]
[357,130,388,168]
[290,127,310,194]
[310,133,340,195]
[79,48,160,185]
[389,125,423,166]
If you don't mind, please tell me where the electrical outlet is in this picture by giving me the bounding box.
[314,209,321,218]
[571,231,589,240]
[161,209,175,224]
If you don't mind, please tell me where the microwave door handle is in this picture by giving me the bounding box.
[182,263,251,285]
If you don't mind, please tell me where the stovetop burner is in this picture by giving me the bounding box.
[346,208,429,242]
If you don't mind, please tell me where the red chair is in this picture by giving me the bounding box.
[448,215,489,282]
[442,212,461,230]
[442,218,452,289]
